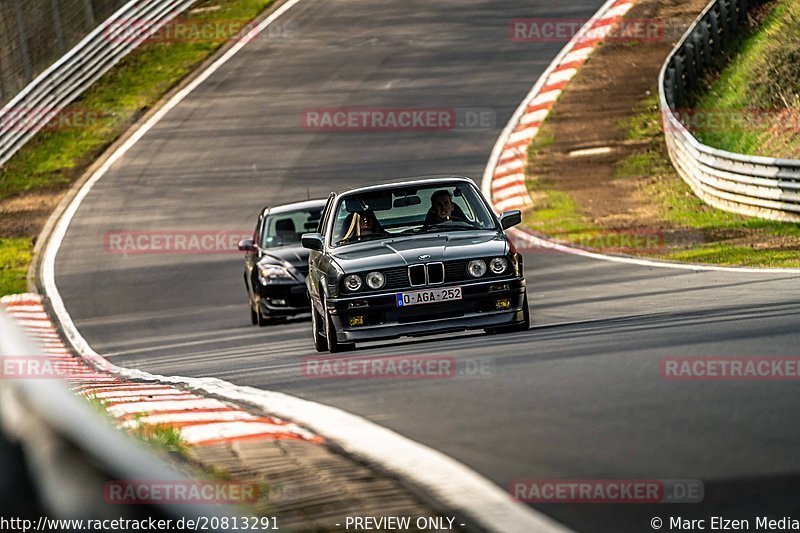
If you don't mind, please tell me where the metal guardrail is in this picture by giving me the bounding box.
[0,0,196,167]
[0,309,234,529]
[658,0,800,222]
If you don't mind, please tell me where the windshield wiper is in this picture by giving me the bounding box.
[421,223,478,233]
[335,233,388,246]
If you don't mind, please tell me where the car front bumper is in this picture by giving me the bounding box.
[256,280,310,317]
[326,277,526,343]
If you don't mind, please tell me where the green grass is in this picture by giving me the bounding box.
[0,238,32,295]
[0,0,277,298]
[522,187,597,238]
[693,0,800,157]
[130,422,191,454]
[665,244,800,267]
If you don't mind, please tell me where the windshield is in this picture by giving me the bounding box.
[331,183,496,247]
[260,206,323,248]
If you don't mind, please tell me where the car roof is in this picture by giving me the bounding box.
[333,175,476,196]
[261,198,327,216]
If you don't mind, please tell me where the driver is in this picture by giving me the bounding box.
[424,190,467,226]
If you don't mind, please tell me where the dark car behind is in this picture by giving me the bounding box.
[238,199,327,326]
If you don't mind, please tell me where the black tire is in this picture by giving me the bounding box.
[485,291,530,334]
[311,304,328,353]
[256,301,271,327]
[323,297,355,353]
[250,303,258,325]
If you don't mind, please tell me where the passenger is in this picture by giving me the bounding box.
[340,210,386,241]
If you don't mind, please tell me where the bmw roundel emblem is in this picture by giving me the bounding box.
[419,254,431,260]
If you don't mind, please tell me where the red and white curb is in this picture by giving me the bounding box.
[0,293,323,447]
[486,0,637,214]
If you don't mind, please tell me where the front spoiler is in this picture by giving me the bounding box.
[326,277,526,343]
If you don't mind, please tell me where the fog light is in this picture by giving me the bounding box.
[348,315,366,327]
[348,300,369,309]
[489,283,509,292]
[269,298,287,306]
[495,299,511,310]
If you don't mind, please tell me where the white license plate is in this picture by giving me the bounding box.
[396,287,462,307]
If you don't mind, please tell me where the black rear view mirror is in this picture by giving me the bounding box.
[301,233,324,251]
[499,210,522,230]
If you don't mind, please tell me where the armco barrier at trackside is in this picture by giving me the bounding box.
[0,0,196,167]
[659,0,800,222]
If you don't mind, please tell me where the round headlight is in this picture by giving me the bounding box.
[365,271,385,289]
[490,257,508,274]
[344,274,363,291]
[467,259,487,278]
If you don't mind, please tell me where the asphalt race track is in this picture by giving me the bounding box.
[52,0,800,530]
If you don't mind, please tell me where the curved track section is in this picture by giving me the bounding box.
[51,0,800,531]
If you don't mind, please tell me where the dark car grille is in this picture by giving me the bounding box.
[384,268,409,290]
[346,258,510,292]
[408,264,426,286]
[444,260,469,282]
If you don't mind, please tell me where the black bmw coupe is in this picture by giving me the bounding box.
[301,176,529,352]
[238,199,326,325]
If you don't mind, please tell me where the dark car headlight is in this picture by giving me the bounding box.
[467,259,487,278]
[259,265,293,284]
[344,274,363,291]
[489,257,508,274]
[365,271,385,290]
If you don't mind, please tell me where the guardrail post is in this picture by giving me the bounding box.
[698,21,713,69]
[673,56,685,106]
[684,41,697,90]
[718,1,731,40]
[12,0,33,83]
[737,0,749,28]
[730,0,741,32]
[691,31,705,76]
[708,9,722,55]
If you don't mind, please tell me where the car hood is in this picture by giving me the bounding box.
[330,231,508,272]
[258,245,309,270]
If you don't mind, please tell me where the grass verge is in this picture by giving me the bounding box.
[693,0,800,157]
[0,0,278,297]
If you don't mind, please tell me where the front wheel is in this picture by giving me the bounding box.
[311,304,328,353]
[323,297,355,353]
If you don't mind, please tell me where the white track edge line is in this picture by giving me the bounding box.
[37,1,571,531]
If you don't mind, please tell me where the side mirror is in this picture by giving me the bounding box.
[301,233,324,251]
[499,210,522,230]
[237,238,256,252]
